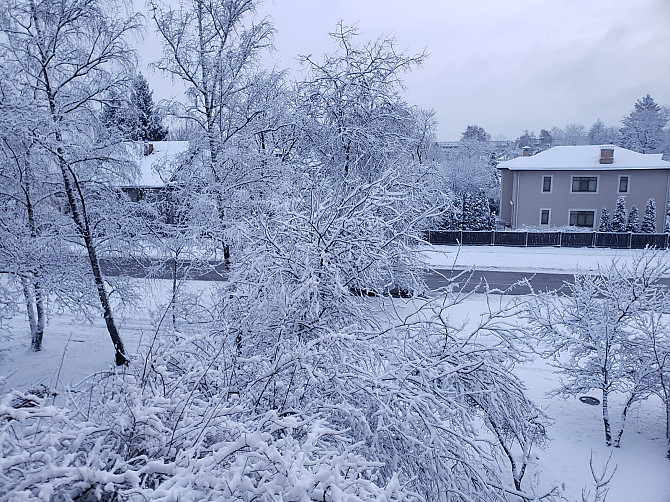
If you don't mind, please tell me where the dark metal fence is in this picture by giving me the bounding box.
[527,232,561,247]
[461,231,493,246]
[595,232,630,249]
[631,233,668,249]
[493,232,527,246]
[426,230,669,249]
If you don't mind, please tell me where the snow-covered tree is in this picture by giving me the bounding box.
[563,123,588,146]
[446,125,498,200]
[538,129,553,149]
[204,26,539,499]
[0,0,142,364]
[151,0,284,263]
[626,205,640,233]
[598,208,612,232]
[619,95,668,154]
[635,310,670,459]
[642,198,657,233]
[524,250,669,447]
[612,196,627,232]
[461,124,491,142]
[128,74,168,141]
[100,90,130,137]
[588,119,618,145]
[459,192,473,230]
[472,189,492,230]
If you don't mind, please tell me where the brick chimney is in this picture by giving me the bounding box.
[522,146,531,157]
[599,147,614,164]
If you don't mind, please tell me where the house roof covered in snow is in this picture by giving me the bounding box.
[124,141,190,187]
[498,145,670,171]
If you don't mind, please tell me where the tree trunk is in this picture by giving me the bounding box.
[23,165,46,352]
[21,277,37,346]
[602,388,612,446]
[34,279,45,350]
[171,255,178,330]
[613,393,635,447]
[58,144,128,366]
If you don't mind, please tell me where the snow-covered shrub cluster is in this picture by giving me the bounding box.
[0,351,411,500]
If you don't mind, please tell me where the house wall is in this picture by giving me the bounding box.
[501,169,670,232]
[499,169,514,223]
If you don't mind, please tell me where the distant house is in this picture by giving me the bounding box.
[497,145,670,232]
[122,141,189,198]
[121,141,190,224]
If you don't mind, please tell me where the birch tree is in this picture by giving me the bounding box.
[151,0,282,261]
[0,0,141,364]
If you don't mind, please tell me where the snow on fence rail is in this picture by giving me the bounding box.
[426,230,670,249]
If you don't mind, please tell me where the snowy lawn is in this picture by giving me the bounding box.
[1,283,669,501]
[421,244,670,276]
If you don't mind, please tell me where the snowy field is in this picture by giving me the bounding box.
[422,244,670,275]
[1,278,669,501]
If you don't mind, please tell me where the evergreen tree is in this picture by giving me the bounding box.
[472,190,490,230]
[100,74,168,141]
[642,198,657,233]
[101,91,129,136]
[626,205,640,233]
[515,130,536,150]
[619,95,668,154]
[488,212,497,231]
[461,193,474,230]
[130,74,168,141]
[598,208,611,232]
[612,196,627,232]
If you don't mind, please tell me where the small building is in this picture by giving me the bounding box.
[120,141,190,224]
[498,145,670,232]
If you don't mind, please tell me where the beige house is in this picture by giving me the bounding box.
[498,145,670,232]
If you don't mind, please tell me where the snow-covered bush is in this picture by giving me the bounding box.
[0,347,411,500]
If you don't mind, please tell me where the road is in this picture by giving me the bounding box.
[100,258,587,295]
[425,269,575,295]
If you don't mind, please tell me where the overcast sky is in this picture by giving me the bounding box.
[141,0,670,141]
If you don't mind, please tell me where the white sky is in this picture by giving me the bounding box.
[139,0,670,141]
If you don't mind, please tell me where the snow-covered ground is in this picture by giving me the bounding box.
[422,244,670,275]
[1,282,669,501]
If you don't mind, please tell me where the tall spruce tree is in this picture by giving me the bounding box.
[626,205,640,233]
[101,74,168,141]
[101,91,129,136]
[612,196,627,232]
[130,74,168,141]
[642,198,657,233]
[598,208,612,232]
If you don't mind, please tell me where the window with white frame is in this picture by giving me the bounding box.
[542,176,552,193]
[569,210,595,227]
[571,176,598,193]
[618,175,629,194]
[540,209,550,225]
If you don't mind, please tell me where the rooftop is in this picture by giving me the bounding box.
[125,141,190,187]
[498,145,670,171]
